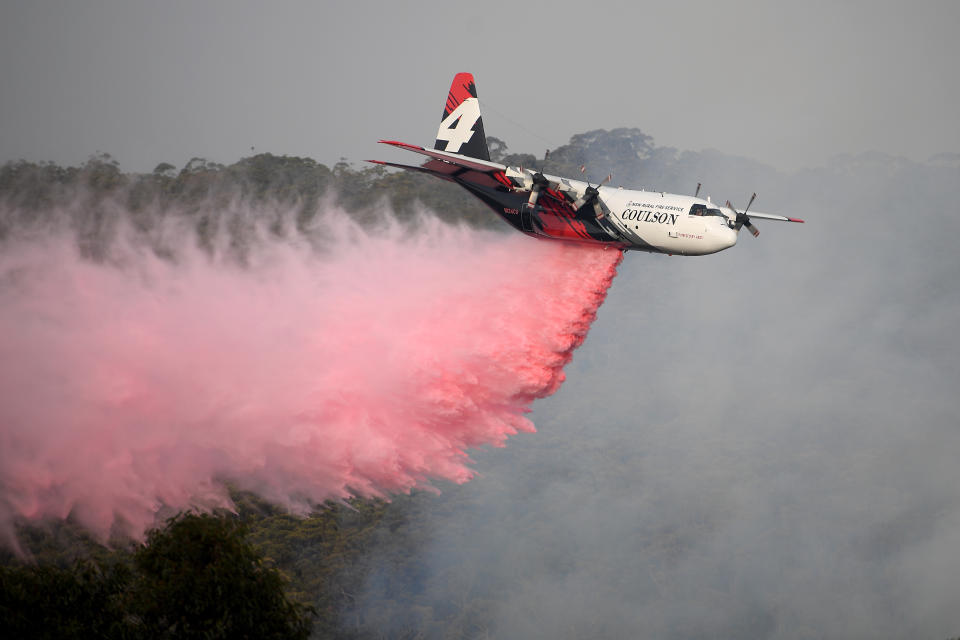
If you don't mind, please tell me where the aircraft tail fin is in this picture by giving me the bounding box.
[433,73,490,161]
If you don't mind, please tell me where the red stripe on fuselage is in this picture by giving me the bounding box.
[492,171,512,188]
[537,194,592,241]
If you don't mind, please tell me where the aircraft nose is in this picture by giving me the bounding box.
[700,224,738,254]
[723,225,738,248]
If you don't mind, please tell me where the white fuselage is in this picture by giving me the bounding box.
[521,167,741,255]
[599,186,739,255]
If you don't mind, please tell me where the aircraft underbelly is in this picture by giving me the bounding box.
[458,180,627,247]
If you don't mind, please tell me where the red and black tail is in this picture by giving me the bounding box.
[433,72,490,161]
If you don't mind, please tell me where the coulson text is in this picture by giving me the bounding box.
[620,209,678,225]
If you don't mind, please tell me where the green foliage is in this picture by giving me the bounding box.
[0,152,498,240]
[133,512,312,639]
[0,151,510,259]
[0,559,134,639]
[233,492,393,637]
[1,496,455,639]
[1,513,312,639]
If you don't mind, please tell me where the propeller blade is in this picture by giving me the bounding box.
[527,187,541,208]
[568,166,610,211]
[726,199,759,237]
[593,200,605,219]
[526,171,550,207]
[744,192,756,215]
[572,184,599,211]
[725,199,739,223]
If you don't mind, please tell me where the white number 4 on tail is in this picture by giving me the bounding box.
[435,98,480,153]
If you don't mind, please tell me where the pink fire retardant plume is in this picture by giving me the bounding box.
[0,210,621,546]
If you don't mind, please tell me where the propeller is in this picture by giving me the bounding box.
[726,192,760,237]
[522,150,553,208]
[526,171,550,208]
[572,170,613,219]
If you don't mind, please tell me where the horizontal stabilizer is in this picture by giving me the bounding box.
[378,140,506,174]
[366,158,446,175]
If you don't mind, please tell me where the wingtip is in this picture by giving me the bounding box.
[788,217,805,223]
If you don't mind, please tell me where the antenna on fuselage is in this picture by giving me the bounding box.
[694,182,701,198]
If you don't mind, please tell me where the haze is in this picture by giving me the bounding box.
[1,1,958,173]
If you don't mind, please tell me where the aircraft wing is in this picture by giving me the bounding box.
[373,140,577,197]
[732,209,805,223]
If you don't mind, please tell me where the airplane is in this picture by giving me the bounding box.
[370,73,803,256]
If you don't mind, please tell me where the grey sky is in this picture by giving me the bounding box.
[2,1,958,173]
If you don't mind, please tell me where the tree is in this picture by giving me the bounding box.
[0,559,134,640]
[1,512,313,639]
[486,136,508,162]
[152,162,177,178]
[132,512,313,639]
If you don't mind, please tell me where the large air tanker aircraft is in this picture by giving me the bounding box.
[371,73,803,255]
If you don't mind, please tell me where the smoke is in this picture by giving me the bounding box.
[0,200,621,547]
[344,154,960,639]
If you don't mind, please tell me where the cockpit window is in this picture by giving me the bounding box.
[689,204,726,217]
